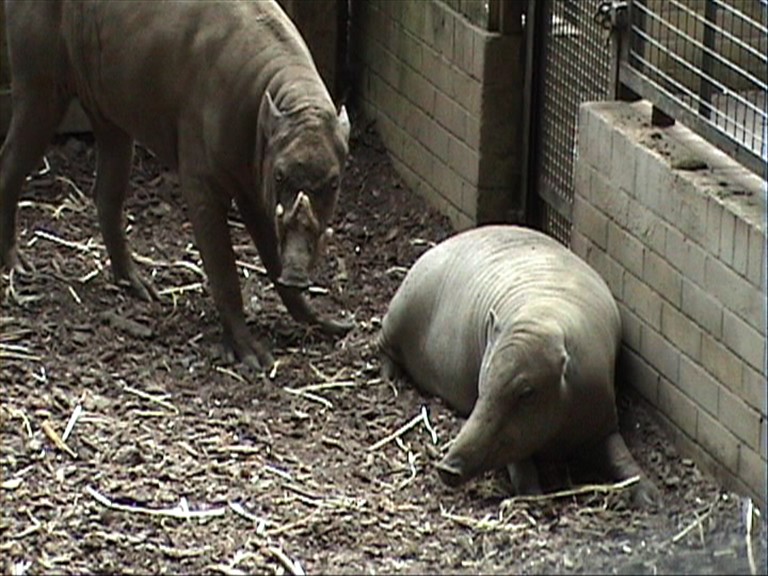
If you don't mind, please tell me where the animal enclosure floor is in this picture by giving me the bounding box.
[1,120,766,575]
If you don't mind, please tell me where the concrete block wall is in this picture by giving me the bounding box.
[573,100,767,508]
[355,0,524,230]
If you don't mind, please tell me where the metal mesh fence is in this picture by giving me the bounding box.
[622,0,767,175]
[534,0,615,246]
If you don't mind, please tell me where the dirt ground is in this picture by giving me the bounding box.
[1,118,766,575]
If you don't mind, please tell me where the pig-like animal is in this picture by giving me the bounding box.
[0,0,351,371]
[377,225,659,507]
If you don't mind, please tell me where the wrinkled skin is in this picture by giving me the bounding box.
[435,316,571,495]
[378,226,660,508]
[0,0,352,373]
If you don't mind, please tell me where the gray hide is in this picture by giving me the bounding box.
[0,0,352,372]
[378,225,659,507]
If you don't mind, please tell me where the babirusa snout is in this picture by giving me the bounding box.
[435,457,467,488]
[275,192,327,290]
[436,401,504,488]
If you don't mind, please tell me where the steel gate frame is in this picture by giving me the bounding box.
[522,0,617,246]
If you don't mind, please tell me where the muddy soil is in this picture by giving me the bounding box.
[1,118,766,575]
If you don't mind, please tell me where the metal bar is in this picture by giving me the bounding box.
[632,2,768,90]
[628,26,767,116]
[710,0,768,33]
[521,0,549,229]
[666,0,767,62]
[621,63,766,175]
[699,0,718,119]
[629,43,766,125]
[629,50,765,141]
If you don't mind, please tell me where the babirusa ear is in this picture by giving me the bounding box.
[265,91,283,135]
[485,309,501,346]
[337,105,351,144]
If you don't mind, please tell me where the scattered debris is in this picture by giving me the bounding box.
[1,131,764,575]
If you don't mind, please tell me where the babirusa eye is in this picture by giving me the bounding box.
[518,386,535,401]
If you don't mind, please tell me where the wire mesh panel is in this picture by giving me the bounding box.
[622,0,767,174]
[532,0,615,246]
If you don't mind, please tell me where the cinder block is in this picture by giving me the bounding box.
[595,117,614,180]
[742,365,768,416]
[662,302,701,361]
[679,354,719,416]
[665,227,706,287]
[746,225,766,289]
[701,332,743,395]
[465,114,481,149]
[637,147,671,218]
[705,256,765,335]
[608,221,644,278]
[403,67,435,116]
[697,409,739,472]
[611,128,637,198]
[681,278,723,337]
[452,67,482,113]
[732,218,750,277]
[585,245,623,297]
[594,175,630,229]
[372,105,405,159]
[719,208,736,266]
[761,418,767,460]
[578,103,601,170]
[459,179,476,216]
[723,309,765,371]
[623,272,663,330]
[658,377,699,438]
[571,229,590,263]
[669,174,709,248]
[422,0,439,47]
[434,90,466,140]
[618,302,642,352]
[404,102,431,148]
[470,25,486,81]
[431,2,455,59]
[421,45,447,94]
[625,198,667,256]
[398,29,423,71]
[364,40,394,86]
[373,73,406,122]
[573,193,608,249]
[401,133,435,185]
[641,325,680,382]
[447,133,479,185]
[644,250,682,306]
[452,15,473,76]
[633,144,657,201]
[738,445,767,505]
[619,346,659,404]
[400,1,426,38]
[420,113,451,160]
[719,386,761,449]
[704,198,723,256]
[573,160,593,204]
[432,160,463,209]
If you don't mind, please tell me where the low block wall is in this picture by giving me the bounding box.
[573,100,767,508]
[355,0,524,230]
